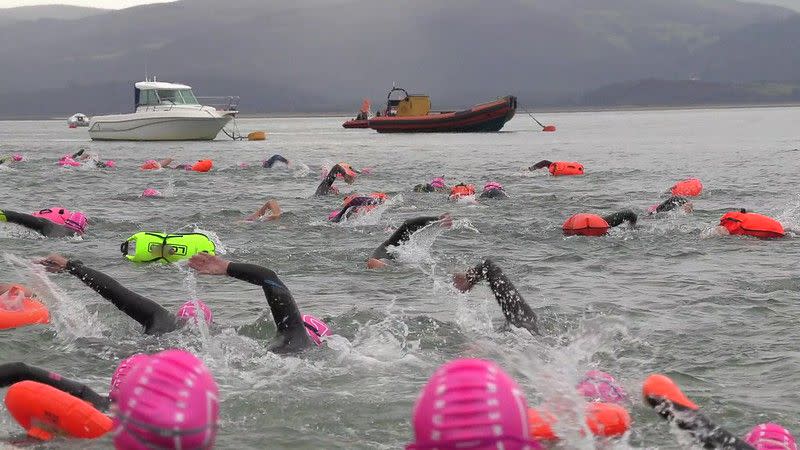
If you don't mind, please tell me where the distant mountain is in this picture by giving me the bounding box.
[0,0,797,117]
[575,79,800,106]
[0,4,108,27]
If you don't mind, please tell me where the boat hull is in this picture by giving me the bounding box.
[342,119,369,129]
[367,96,516,133]
[88,109,232,141]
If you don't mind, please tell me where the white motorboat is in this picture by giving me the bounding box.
[88,81,238,141]
[68,113,90,128]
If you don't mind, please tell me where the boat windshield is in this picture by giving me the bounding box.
[138,89,199,106]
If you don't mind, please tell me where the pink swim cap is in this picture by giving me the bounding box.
[58,156,80,167]
[141,188,162,198]
[408,359,539,450]
[11,154,23,162]
[302,314,331,346]
[484,181,504,192]
[745,423,797,450]
[104,160,117,168]
[63,212,87,234]
[109,353,149,401]
[32,207,70,225]
[113,349,219,450]
[176,300,213,325]
[576,370,628,404]
[430,177,445,189]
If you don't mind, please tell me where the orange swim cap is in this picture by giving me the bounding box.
[449,184,476,199]
[191,160,213,172]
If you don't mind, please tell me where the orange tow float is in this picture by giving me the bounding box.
[0,285,49,330]
[719,210,784,239]
[562,213,610,237]
[5,381,112,440]
[549,161,584,176]
[671,178,703,197]
[528,403,631,440]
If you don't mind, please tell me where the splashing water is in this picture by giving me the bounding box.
[4,253,104,341]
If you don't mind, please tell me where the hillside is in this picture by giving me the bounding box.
[0,4,108,27]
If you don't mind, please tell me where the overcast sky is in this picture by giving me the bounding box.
[0,0,175,8]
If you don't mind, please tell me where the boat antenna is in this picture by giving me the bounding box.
[145,59,148,82]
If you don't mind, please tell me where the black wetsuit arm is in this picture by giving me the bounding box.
[656,197,688,213]
[0,362,109,411]
[529,160,553,170]
[603,209,638,227]
[226,262,311,352]
[66,260,176,335]
[263,154,289,168]
[646,397,754,449]
[371,216,440,260]
[0,210,63,237]
[314,164,345,196]
[466,259,539,335]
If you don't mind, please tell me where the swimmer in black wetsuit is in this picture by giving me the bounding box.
[329,194,385,223]
[0,209,85,237]
[479,181,509,199]
[0,362,109,411]
[263,154,290,168]
[649,196,693,215]
[188,253,322,354]
[367,214,452,269]
[315,163,356,196]
[38,254,322,354]
[452,259,539,335]
[603,209,638,227]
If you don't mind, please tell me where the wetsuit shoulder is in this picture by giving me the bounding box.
[226,262,312,353]
[371,216,440,260]
[0,362,109,411]
[66,260,176,335]
[314,164,345,196]
[603,209,637,227]
[479,189,508,199]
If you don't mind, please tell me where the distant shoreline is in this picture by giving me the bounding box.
[1,102,798,121]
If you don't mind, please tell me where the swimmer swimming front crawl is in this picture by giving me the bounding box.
[244,199,282,221]
[0,208,87,237]
[649,196,693,215]
[315,163,356,196]
[263,154,289,168]
[367,214,453,269]
[38,254,330,354]
[452,258,539,335]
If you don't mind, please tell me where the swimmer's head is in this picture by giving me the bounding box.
[745,423,797,450]
[409,359,534,449]
[576,370,628,404]
[104,160,116,168]
[63,212,87,235]
[11,154,23,162]
[176,300,213,325]
[483,181,504,192]
[113,349,219,450]
[141,188,161,198]
[109,353,148,401]
[302,314,331,346]
[430,177,446,189]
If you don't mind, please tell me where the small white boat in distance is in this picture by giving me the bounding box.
[88,81,238,141]
[68,113,90,128]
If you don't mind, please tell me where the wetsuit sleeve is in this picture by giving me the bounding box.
[263,154,289,168]
[656,197,688,213]
[0,362,109,411]
[226,262,311,352]
[466,259,539,335]
[0,210,56,236]
[314,164,345,196]
[646,396,754,449]
[529,160,553,170]
[371,216,440,260]
[603,209,638,227]
[66,260,176,335]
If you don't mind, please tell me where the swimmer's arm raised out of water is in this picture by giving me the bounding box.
[0,209,71,237]
[528,160,553,171]
[38,254,176,335]
[263,154,289,168]
[367,214,452,269]
[453,258,539,336]
[188,254,311,352]
[314,164,353,196]
[244,199,282,222]
[0,362,109,411]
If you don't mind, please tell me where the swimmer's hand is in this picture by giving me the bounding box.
[366,258,388,269]
[189,253,230,275]
[38,253,69,273]
[452,273,476,292]
[438,213,453,229]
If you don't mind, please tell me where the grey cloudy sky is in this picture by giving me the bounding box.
[0,0,175,8]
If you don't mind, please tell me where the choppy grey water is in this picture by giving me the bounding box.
[0,107,798,449]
